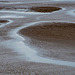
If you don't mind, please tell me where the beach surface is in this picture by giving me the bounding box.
[0,0,75,75]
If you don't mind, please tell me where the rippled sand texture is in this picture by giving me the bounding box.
[0,1,75,75]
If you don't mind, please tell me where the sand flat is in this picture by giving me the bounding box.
[20,22,75,62]
[0,1,75,75]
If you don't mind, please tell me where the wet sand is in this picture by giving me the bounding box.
[20,22,75,62]
[0,1,75,75]
[0,20,9,23]
[30,7,61,12]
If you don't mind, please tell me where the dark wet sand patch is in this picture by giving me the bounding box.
[30,7,61,13]
[0,20,9,23]
[20,22,75,41]
[20,22,75,62]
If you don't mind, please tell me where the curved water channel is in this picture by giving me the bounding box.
[0,5,75,67]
